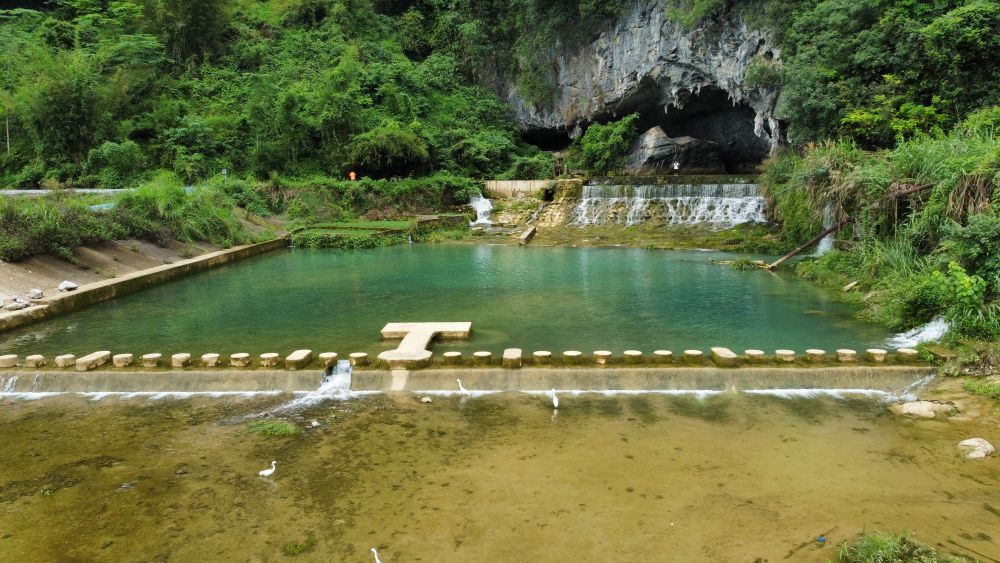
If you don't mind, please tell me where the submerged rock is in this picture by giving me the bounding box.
[625,127,725,174]
[890,400,955,419]
[58,280,79,292]
[957,438,995,459]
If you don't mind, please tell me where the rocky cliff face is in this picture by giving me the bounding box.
[497,1,782,170]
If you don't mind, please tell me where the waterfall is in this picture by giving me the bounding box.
[885,316,950,348]
[572,183,766,228]
[814,204,835,256]
[469,194,494,226]
[1,376,17,393]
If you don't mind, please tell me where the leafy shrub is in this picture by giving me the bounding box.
[571,113,640,174]
[836,530,963,562]
[85,140,146,189]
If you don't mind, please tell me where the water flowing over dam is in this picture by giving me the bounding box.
[572,182,766,227]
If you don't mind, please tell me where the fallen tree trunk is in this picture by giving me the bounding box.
[767,217,854,270]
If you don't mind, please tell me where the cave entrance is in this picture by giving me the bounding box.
[655,87,769,173]
[521,129,573,152]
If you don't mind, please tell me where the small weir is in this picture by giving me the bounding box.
[572,182,766,227]
[468,194,494,225]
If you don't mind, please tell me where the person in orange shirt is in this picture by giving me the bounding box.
[348,171,357,181]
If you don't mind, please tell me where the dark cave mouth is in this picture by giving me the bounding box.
[522,86,773,174]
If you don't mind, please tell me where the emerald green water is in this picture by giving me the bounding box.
[0,245,891,356]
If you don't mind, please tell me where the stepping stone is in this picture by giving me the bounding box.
[473,351,492,365]
[0,355,18,368]
[285,350,313,370]
[349,352,369,366]
[805,349,827,362]
[775,349,796,362]
[55,354,76,368]
[866,349,888,362]
[594,350,613,365]
[76,351,111,372]
[624,350,643,365]
[25,355,47,368]
[836,349,858,362]
[171,353,192,368]
[318,352,338,368]
[229,353,251,368]
[502,348,522,369]
[259,353,280,368]
[897,348,919,361]
[653,350,673,362]
[113,354,133,368]
[443,351,463,365]
[533,351,552,365]
[744,350,765,362]
[710,347,738,366]
[201,353,220,367]
[562,351,582,365]
[142,353,162,368]
[683,350,704,363]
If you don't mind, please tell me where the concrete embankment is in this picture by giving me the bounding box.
[352,366,932,393]
[0,370,320,393]
[0,366,931,395]
[0,238,289,333]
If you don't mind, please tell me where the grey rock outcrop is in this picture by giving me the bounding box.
[57,280,79,292]
[494,1,781,168]
[28,288,44,300]
[958,438,995,459]
[890,400,955,419]
[626,126,724,173]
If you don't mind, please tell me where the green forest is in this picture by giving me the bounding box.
[0,0,998,347]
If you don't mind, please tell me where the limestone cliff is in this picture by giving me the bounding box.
[495,1,782,169]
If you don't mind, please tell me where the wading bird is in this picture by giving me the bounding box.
[550,389,559,409]
[456,379,471,397]
[258,460,277,478]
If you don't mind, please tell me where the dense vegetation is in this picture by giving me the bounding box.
[835,530,965,562]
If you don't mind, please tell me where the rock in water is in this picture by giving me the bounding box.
[625,127,725,174]
[28,288,44,300]
[958,438,995,459]
[889,401,955,419]
[58,281,79,292]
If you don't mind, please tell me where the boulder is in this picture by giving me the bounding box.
[76,351,111,371]
[57,281,79,292]
[957,438,995,459]
[890,400,955,419]
[28,288,44,300]
[4,299,29,311]
[625,127,726,174]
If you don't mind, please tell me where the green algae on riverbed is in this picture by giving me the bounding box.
[0,392,997,562]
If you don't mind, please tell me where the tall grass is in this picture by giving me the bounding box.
[0,172,251,262]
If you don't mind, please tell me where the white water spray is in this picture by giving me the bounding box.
[885,316,949,348]
[572,183,766,228]
[469,194,494,226]
[1,376,17,393]
[814,204,836,256]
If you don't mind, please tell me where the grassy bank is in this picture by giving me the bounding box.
[761,109,999,346]
[0,174,257,262]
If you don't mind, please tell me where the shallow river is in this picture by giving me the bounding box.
[0,245,891,356]
[1,391,997,562]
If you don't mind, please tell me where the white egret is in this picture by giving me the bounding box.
[456,379,471,397]
[258,460,277,478]
[550,389,559,409]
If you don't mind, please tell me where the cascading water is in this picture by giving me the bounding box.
[572,183,766,228]
[886,316,950,348]
[814,204,836,256]
[469,194,494,226]
[1,375,17,393]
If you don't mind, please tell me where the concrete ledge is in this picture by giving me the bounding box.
[0,238,289,334]
[0,370,321,393]
[351,366,933,393]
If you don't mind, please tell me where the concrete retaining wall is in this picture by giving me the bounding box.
[0,238,289,333]
[0,370,320,393]
[484,180,553,199]
[352,366,931,393]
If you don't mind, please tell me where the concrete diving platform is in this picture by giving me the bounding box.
[377,322,472,369]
